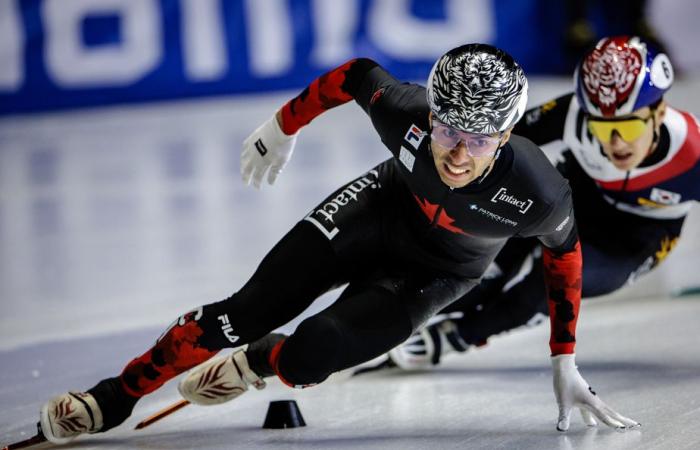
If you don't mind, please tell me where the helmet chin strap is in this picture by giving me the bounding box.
[646,109,660,159]
[475,146,502,184]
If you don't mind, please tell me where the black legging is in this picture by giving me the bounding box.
[199,221,476,385]
[106,176,478,430]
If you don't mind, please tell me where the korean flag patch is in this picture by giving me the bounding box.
[650,187,681,205]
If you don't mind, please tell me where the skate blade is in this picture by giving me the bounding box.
[135,399,190,430]
[2,423,49,450]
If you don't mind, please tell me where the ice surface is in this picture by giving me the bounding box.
[2,295,699,449]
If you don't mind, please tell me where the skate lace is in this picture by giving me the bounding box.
[194,359,245,399]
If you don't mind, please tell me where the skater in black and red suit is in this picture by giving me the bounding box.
[37,44,638,445]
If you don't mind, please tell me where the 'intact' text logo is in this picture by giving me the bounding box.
[490,187,533,214]
[304,170,380,239]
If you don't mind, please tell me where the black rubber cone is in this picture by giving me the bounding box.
[262,400,306,429]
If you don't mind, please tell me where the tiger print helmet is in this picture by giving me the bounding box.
[427,44,528,134]
[575,36,674,118]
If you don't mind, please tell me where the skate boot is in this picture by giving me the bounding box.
[40,391,103,444]
[178,348,267,405]
[388,318,470,370]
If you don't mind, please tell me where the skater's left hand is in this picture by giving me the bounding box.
[241,112,298,189]
[551,354,640,431]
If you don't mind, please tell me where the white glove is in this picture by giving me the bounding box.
[241,114,297,188]
[552,354,640,431]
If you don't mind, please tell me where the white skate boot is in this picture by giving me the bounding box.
[388,317,470,370]
[178,349,267,405]
[40,391,103,444]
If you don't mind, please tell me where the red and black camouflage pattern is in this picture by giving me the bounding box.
[543,240,582,355]
[120,313,218,397]
[280,59,375,135]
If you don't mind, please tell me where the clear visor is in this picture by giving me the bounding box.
[431,120,502,157]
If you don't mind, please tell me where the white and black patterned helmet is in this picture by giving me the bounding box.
[427,44,529,134]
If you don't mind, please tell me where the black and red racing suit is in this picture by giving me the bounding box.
[86,60,584,429]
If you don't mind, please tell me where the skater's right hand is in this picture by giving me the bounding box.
[551,354,640,431]
[241,113,298,188]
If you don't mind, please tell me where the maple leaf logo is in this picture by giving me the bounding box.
[413,195,470,236]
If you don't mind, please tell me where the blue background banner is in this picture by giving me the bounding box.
[0,0,669,115]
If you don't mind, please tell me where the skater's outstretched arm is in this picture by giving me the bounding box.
[533,190,639,431]
[240,58,397,188]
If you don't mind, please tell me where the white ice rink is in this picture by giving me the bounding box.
[1,79,700,449]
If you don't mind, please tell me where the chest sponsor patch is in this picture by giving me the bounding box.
[469,204,518,227]
[404,124,426,150]
[490,187,533,214]
[399,146,415,172]
[649,187,681,205]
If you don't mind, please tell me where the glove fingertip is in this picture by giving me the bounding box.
[241,167,253,184]
[254,173,265,189]
[267,170,279,185]
[580,409,598,427]
[557,409,571,431]
[255,169,268,188]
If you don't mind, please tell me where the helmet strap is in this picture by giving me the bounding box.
[646,106,660,158]
[476,147,502,184]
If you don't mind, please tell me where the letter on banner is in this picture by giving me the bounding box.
[181,0,227,81]
[244,0,292,77]
[0,0,23,90]
[310,0,358,66]
[44,0,161,87]
[368,0,494,59]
